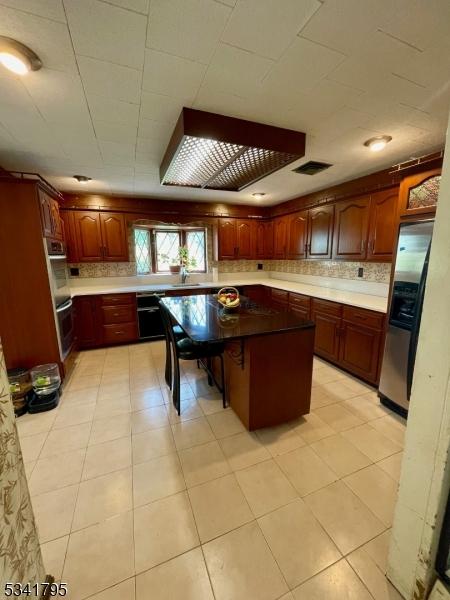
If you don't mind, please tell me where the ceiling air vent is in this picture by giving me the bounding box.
[160,108,306,192]
[292,161,332,175]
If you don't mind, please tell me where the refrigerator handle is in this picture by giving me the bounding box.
[406,243,431,400]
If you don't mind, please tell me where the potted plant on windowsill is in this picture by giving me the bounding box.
[160,247,197,275]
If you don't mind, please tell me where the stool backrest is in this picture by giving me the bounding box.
[157,297,178,349]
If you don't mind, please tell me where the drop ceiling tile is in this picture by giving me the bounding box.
[65,0,146,69]
[0,72,35,107]
[94,120,138,145]
[86,95,140,127]
[262,36,346,98]
[0,5,78,73]
[136,136,166,160]
[310,106,375,138]
[104,0,150,14]
[221,0,322,60]
[134,162,158,175]
[202,42,274,98]
[135,151,160,169]
[77,56,142,104]
[140,91,191,124]
[99,140,136,160]
[137,117,171,144]
[0,0,66,22]
[193,85,249,119]
[147,0,231,64]
[300,0,398,55]
[142,48,206,98]
[381,0,450,51]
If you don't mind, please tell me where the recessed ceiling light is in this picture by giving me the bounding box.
[364,135,392,152]
[0,36,42,75]
[252,193,266,199]
[73,175,91,184]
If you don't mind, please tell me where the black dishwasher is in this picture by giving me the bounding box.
[136,292,165,340]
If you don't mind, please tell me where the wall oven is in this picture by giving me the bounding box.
[46,238,74,358]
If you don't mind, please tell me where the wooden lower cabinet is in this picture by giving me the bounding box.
[310,298,384,384]
[242,285,268,304]
[75,293,138,349]
[339,321,382,383]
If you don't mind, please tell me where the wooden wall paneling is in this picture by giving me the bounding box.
[307,205,334,258]
[332,196,370,260]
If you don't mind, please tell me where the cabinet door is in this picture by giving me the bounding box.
[236,219,253,258]
[290,304,310,320]
[218,219,237,259]
[50,198,63,240]
[399,168,441,217]
[307,205,334,258]
[60,211,79,262]
[273,217,287,258]
[333,197,370,260]
[367,188,399,261]
[73,211,103,262]
[100,213,129,262]
[339,321,382,383]
[255,221,273,259]
[287,210,308,259]
[38,189,53,237]
[311,310,341,361]
[74,296,100,348]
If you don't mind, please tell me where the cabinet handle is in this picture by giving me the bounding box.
[114,331,124,335]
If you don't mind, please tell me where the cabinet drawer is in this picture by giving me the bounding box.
[289,292,310,309]
[342,306,384,330]
[102,305,136,325]
[312,298,342,316]
[271,288,289,304]
[102,322,137,344]
[100,293,135,306]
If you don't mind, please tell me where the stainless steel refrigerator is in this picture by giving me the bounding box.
[378,219,434,415]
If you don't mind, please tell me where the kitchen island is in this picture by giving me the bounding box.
[162,294,315,430]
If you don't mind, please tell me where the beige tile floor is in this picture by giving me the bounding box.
[18,341,407,600]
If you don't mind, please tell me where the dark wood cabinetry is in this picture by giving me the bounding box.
[399,168,441,217]
[68,210,129,263]
[217,218,253,259]
[287,211,308,259]
[255,220,273,259]
[307,205,334,259]
[38,188,63,240]
[273,216,288,258]
[310,299,384,384]
[74,296,101,348]
[236,219,253,258]
[288,292,311,320]
[367,189,399,261]
[242,285,268,304]
[217,219,237,259]
[270,288,289,310]
[333,196,371,260]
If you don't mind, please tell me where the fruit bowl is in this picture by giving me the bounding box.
[216,287,240,310]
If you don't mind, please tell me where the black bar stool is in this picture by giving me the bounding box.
[159,299,226,415]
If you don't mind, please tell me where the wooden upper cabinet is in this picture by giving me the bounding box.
[273,216,287,258]
[307,205,334,259]
[38,188,62,239]
[287,210,308,259]
[100,213,129,262]
[50,200,63,240]
[332,197,370,260]
[73,211,103,262]
[399,168,441,217]
[367,188,399,261]
[218,219,237,259]
[60,210,79,262]
[255,220,273,259]
[236,219,253,259]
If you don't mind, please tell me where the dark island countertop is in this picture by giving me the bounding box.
[161,294,315,342]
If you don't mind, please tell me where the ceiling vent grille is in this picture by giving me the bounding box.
[292,161,332,175]
[160,108,306,191]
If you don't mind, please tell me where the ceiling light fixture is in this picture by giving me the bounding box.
[252,193,266,199]
[0,37,42,75]
[364,135,392,152]
[160,108,306,191]
[73,175,91,184]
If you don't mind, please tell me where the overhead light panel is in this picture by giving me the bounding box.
[364,135,392,152]
[73,175,91,184]
[160,108,306,191]
[0,37,42,75]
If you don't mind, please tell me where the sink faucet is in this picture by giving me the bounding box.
[180,266,188,285]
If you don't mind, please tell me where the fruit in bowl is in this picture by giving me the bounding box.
[217,287,240,309]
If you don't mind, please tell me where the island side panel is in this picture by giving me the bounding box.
[225,327,314,430]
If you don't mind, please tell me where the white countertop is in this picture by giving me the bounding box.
[70,277,388,313]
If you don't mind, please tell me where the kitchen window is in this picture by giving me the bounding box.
[134,226,207,275]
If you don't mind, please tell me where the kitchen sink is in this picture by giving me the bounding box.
[172,283,200,287]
